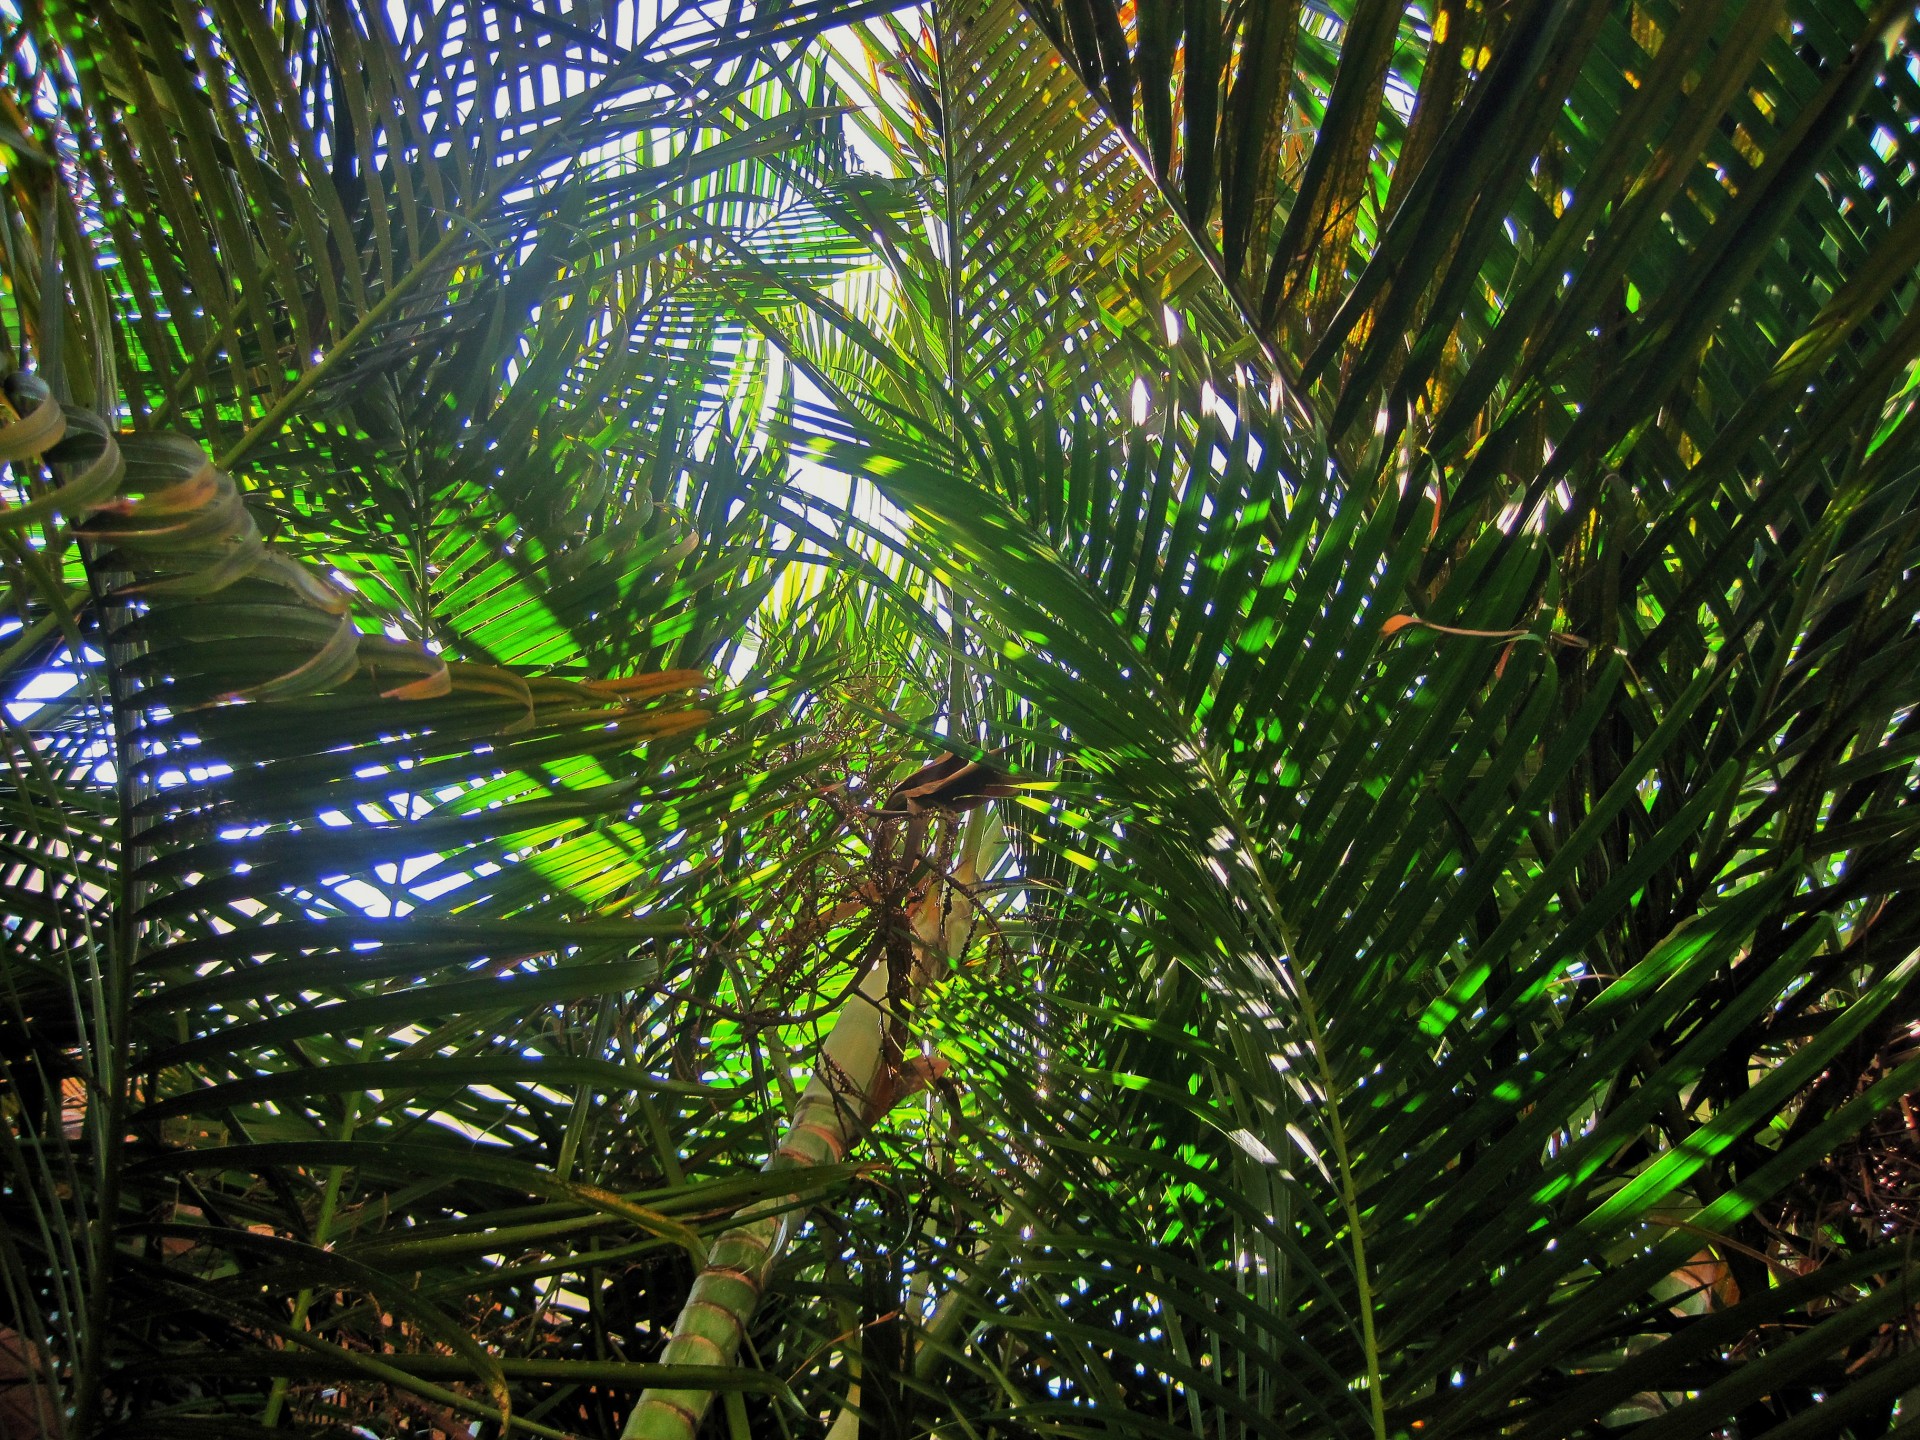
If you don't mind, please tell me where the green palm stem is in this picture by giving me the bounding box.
[821,1230,1013,1440]
[622,843,979,1440]
[261,1095,360,1426]
[621,961,891,1440]
[820,839,996,1440]
[822,1241,1004,1440]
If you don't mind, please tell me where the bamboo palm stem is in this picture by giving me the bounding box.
[621,964,891,1440]
[623,839,983,1440]
[262,1096,359,1426]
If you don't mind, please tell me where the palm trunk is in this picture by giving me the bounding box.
[621,963,891,1440]
[622,836,982,1440]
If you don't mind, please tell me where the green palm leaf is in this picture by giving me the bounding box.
[5,1,1917,1437]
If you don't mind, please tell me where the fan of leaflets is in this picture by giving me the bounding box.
[0,2,912,1433]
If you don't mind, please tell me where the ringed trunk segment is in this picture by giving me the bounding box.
[621,822,989,1440]
[623,964,886,1440]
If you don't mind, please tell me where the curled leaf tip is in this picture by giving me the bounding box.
[381,663,453,700]
[1380,614,1422,636]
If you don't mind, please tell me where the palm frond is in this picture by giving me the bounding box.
[6,1,1918,1437]
[0,2,889,1430]
[785,341,1919,1434]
